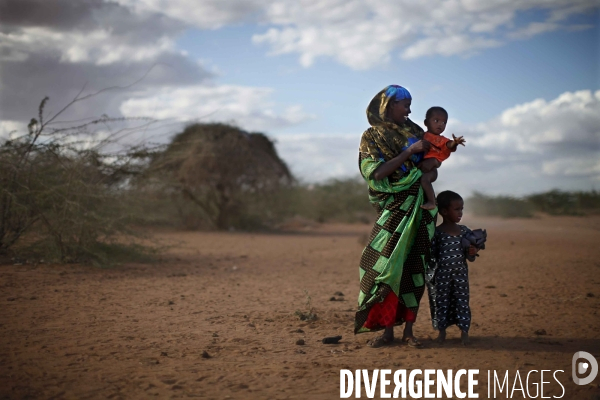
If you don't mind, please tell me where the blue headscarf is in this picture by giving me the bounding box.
[384,85,412,102]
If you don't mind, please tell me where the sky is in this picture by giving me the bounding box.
[0,0,599,196]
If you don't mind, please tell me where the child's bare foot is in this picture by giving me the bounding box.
[461,331,470,345]
[420,202,437,210]
[434,329,446,344]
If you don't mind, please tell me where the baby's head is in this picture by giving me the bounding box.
[437,190,463,224]
[424,107,448,135]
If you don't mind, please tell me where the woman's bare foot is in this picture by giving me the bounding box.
[435,329,446,344]
[461,331,470,345]
[402,336,423,347]
[367,326,395,348]
[382,326,394,343]
[420,202,437,210]
[401,321,423,347]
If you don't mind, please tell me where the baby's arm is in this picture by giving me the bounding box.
[446,134,466,152]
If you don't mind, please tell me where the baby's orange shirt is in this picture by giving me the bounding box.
[423,132,452,163]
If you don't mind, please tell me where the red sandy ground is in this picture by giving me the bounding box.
[1,215,599,399]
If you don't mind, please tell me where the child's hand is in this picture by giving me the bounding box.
[468,245,479,256]
[452,134,466,147]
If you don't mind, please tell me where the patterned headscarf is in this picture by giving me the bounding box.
[359,85,424,178]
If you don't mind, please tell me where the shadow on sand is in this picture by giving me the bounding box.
[418,336,600,354]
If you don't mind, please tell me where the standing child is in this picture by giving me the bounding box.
[426,190,481,345]
[419,107,466,210]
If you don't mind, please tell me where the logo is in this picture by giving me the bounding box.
[572,351,598,385]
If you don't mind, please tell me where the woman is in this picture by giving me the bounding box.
[354,85,436,348]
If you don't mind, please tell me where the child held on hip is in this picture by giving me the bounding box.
[419,107,466,210]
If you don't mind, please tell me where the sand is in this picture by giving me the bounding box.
[1,215,599,399]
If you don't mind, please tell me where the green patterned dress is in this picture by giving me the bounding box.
[354,87,437,334]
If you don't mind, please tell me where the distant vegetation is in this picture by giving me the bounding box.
[467,190,600,218]
[2,96,597,265]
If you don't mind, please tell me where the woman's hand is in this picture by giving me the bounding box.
[468,245,479,256]
[407,140,431,155]
[371,139,430,180]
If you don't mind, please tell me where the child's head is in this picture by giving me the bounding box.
[437,190,463,223]
[424,107,448,135]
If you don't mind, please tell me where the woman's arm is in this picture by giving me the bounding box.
[371,140,431,180]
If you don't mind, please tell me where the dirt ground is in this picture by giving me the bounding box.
[1,215,599,399]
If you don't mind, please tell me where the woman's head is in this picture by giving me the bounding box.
[437,190,463,223]
[385,85,412,125]
[424,107,448,135]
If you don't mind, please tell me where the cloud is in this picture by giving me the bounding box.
[471,90,600,152]
[0,0,309,141]
[113,0,270,29]
[0,51,212,125]
[0,26,176,65]
[4,0,594,76]
[251,0,597,69]
[272,133,360,182]
[0,120,22,139]
[435,89,600,194]
[401,35,502,60]
[119,85,315,132]
[0,0,208,125]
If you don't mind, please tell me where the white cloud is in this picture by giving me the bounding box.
[0,27,176,65]
[1,0,317,152]
[472,90,600,152]
[90,0,597,70]
[119,85,314,132]
[113,0,270,29]
[401,35,502,60]
[437,89,600,194]
[251,0,598,69]
[0,120,24,139]
[3,0,595,74]
[272,133,360,182]
[542,157,600,177]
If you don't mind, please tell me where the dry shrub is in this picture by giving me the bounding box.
[0,97,158,265]
[137,123,293,230]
